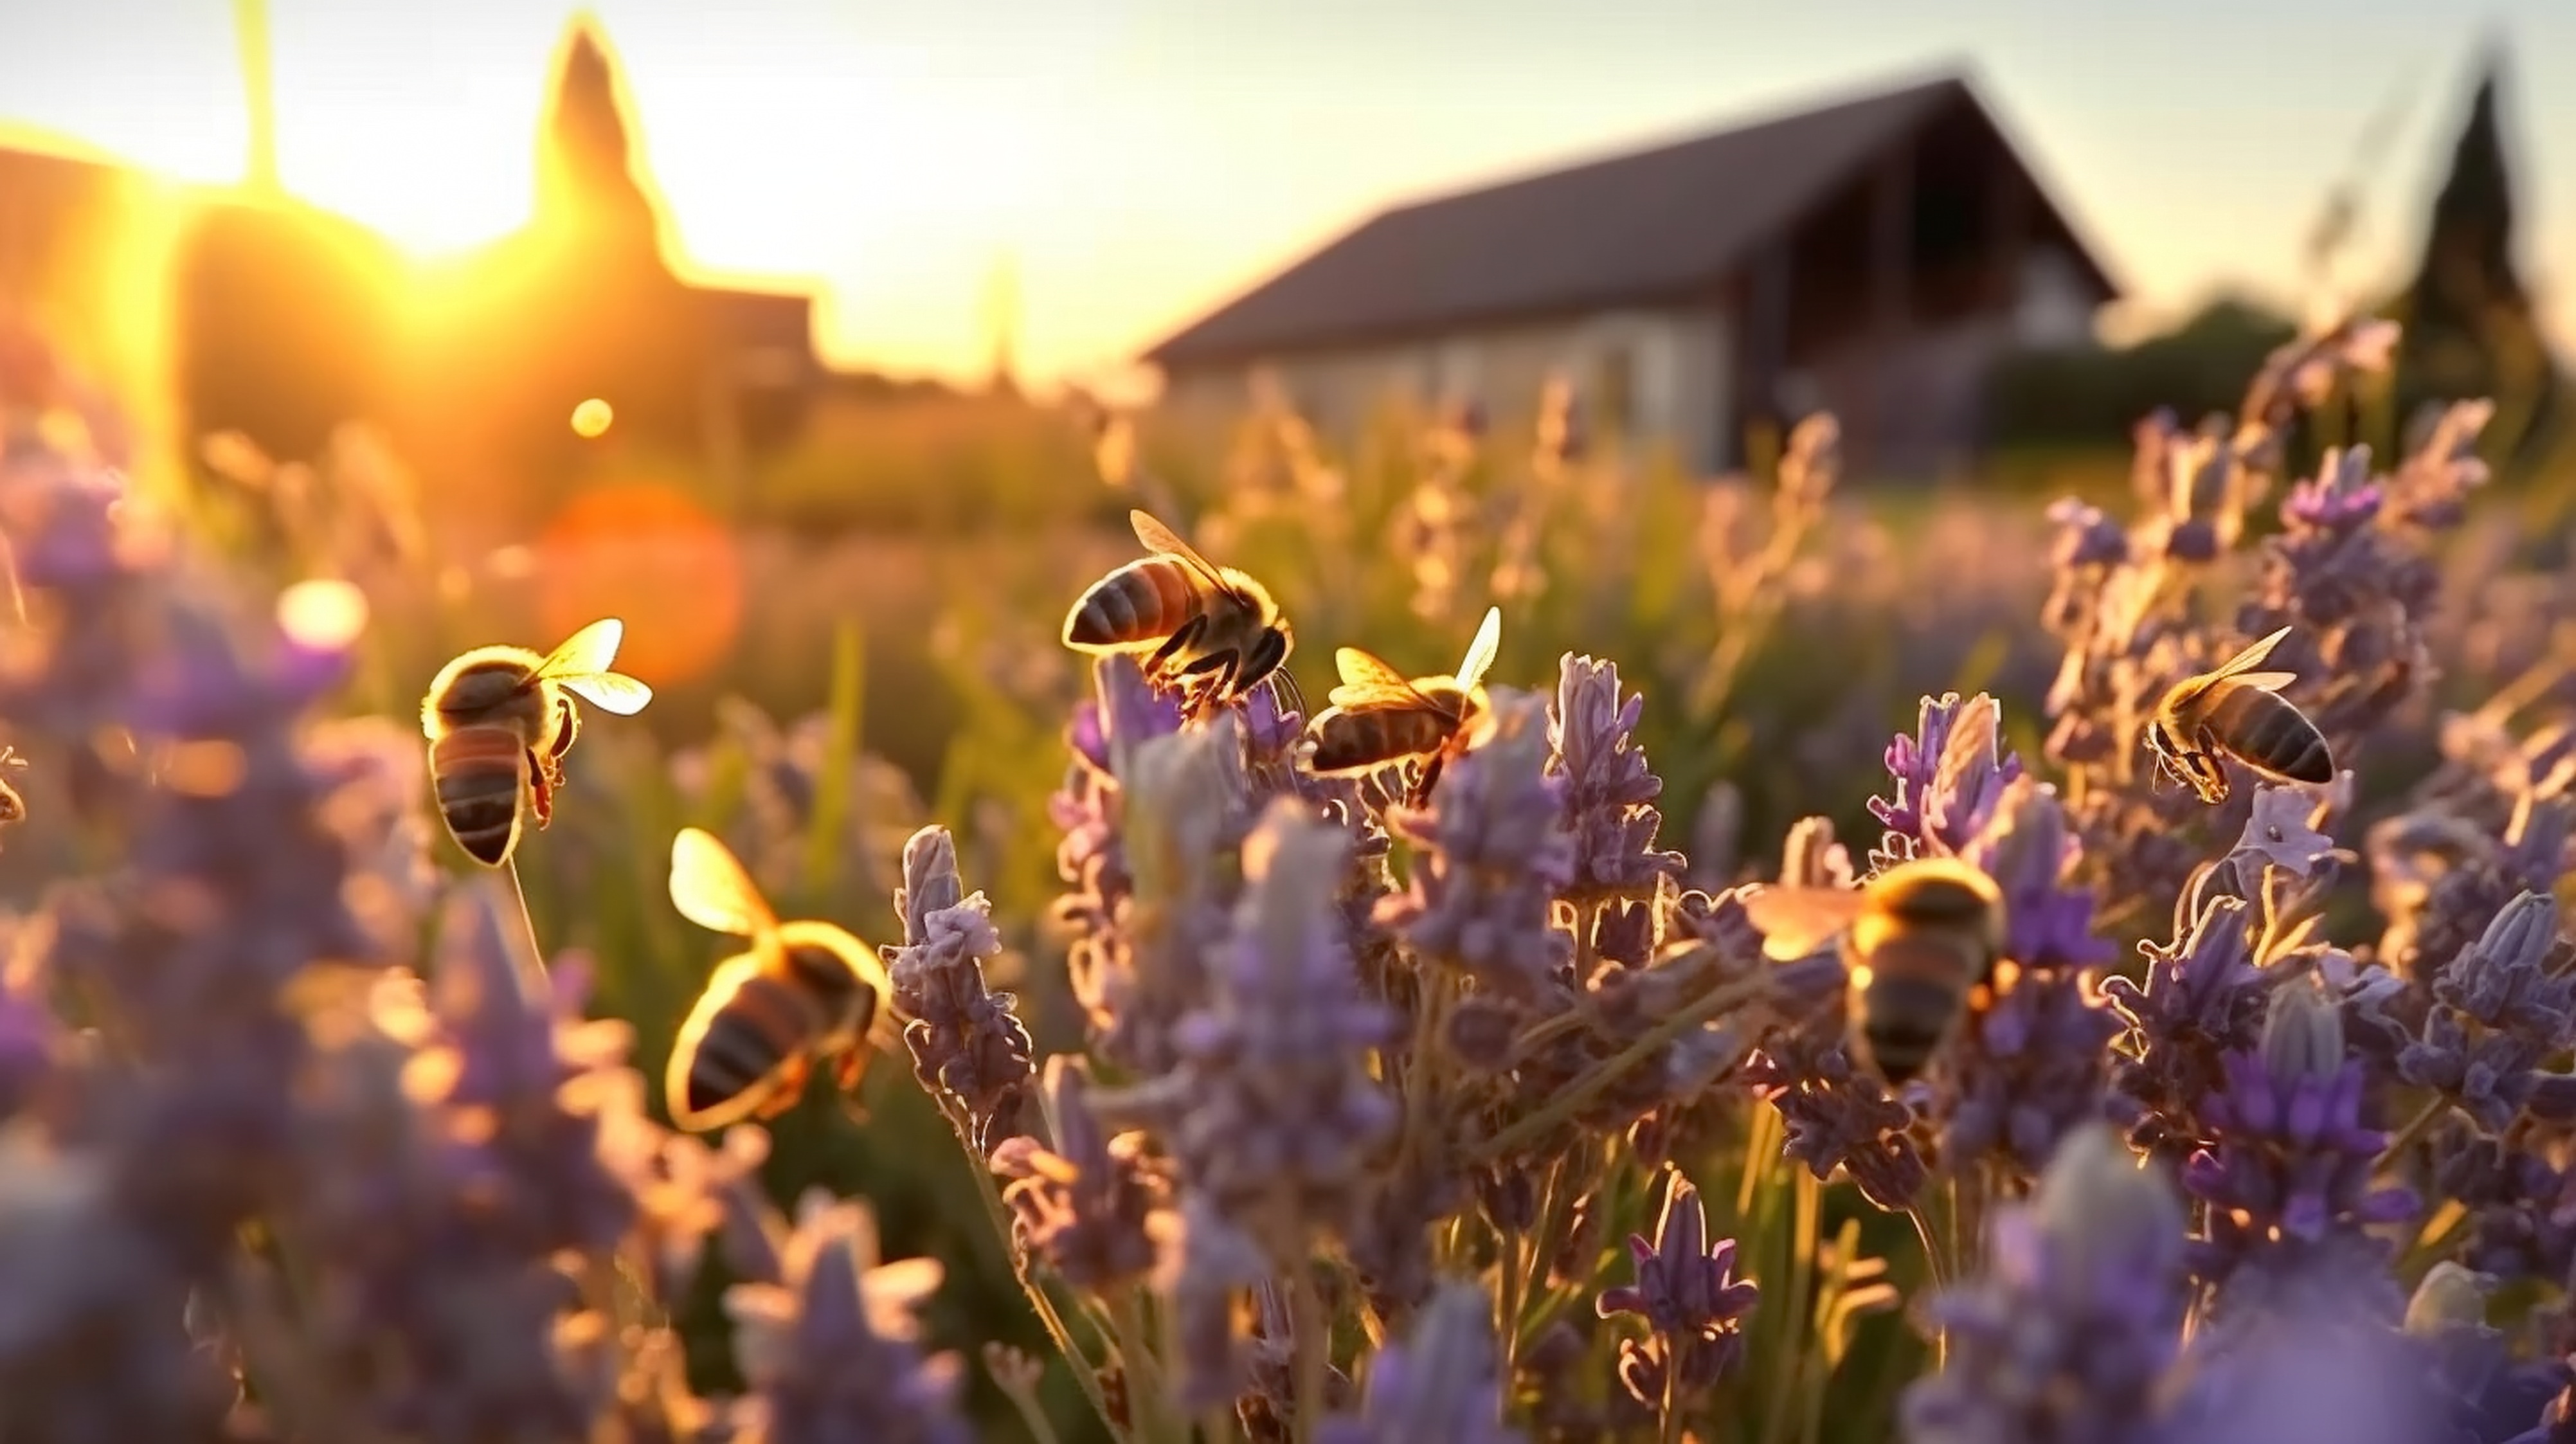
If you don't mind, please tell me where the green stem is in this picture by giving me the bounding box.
[959,1133,1120,1438]
[1112,1286,1179,1444]
[1497,1220,1525,1375]
[1658,1360,1683,1444]
[2377,1096,2451,1168]
[1905,1205,1947,1369]
[1470,964,1769,1163]
[991,1359,1068,1444]
[1289,1268,1329,1444]
[1759,1169,1821,1444]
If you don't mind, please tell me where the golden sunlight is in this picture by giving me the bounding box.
[570,397,613,437]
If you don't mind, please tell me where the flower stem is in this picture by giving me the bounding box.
[1111,1286,1183,1444]
[1290,1266,1329,1444]
[1470,962,1769,1164]
[991,1358,1068,1444]
[2376,1096,2451,1168]
[1657,1357,1684,1444]
[1904,1205,1947,1369]
[957,1133,1120,1438]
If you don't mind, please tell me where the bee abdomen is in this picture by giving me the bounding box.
[1067,559,1203,648]
[1854,971,1971,1083]
[429,728,528,866]
[1311,708,1454,772]
[686,973,825,1114]
[781,942,870,1018]
[2209,687,2334,783]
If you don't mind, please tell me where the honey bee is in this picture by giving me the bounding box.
[2145,625,2333,805]
[1740,856,2007,1085]
[1304,606,1502,803]
[420,618,652,867]
[663,826,891,1132]
[1063,509,1301,717]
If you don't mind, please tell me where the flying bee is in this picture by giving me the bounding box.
[1304,605,1502,804]
[420,617,653,867]
[1063,509,1302,717]
[1740,856,2007,1086]
[663,826,891,1133]
[2145,625,2333,805]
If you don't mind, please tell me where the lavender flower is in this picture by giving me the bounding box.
[2105,887,2267,1161]
[886,824,1035,1150]
[1069,719,1239,1075]
[1379,689,1574,1000]
[1940,780,2122,1182]
[1547,653,1684,904]
[2397,890,2576,1132]
[723,1191,973,1444]
[1901,1123,2189,1444]
[1869,690,2022,867]
[1596,1171,1758,1414]
[1743,1019,1929,1211]
[1319,1280,1526,1444]
[1099,799,1398,1264]
[2184,978,2415,1315]
[989,1055,1167,1292]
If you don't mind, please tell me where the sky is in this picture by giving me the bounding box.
[0,0,2569,396]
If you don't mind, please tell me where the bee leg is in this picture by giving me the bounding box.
[1146,614,1207,676]
[754,1056,813,1119]
[1410,751,1447,808]
[550,696,581,761]
[526,750,556,829]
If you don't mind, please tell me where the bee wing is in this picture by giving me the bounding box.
[1932,692,2001,796]
[2211,626,2295,678]
[1130,510,1230,590]
[1329,648,1430,710]
[1738,884,1866,962]
[1450,606,1503,696]
[669,827,777,939]
[2226,671,2300,695]
[553,671,654,715]
[532,618,625,680]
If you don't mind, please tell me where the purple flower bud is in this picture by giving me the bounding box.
[1869,692,2023,867]
[1379,690,1574,1001]
[1099,800,1398,1263]
[723,1191,973,1444]
[1596,1172,1758,1412]
[2280,445,2384,531]
[1319,1281,1526,1444]
[989,1056,1167,1292]
[2183,979,2415,1312]
[1546,654,1683,903]
[887,825,1034,1150]
[1902,1123,2188,1444]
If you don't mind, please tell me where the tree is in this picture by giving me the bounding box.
[2388,41,2562,465]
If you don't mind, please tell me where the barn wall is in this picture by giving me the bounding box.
[1157,303,1736,472]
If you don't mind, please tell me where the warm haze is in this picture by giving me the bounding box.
[3,0,2569,395]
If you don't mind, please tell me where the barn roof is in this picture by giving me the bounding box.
[1145,68,2117,370]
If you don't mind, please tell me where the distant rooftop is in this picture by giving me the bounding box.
[1146,69,2116,369]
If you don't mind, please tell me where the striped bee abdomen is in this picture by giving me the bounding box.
[429,727,530,866]
[2206,685,2334,784]
[685,970,829,1117]
[1065,559,1206,648]
[1310,706,1456,773]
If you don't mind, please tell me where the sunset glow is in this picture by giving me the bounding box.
[1,0,2571,390]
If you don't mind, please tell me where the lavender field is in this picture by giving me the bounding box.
[6,312,2576,1444]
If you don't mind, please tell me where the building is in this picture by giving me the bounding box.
[1144,68,2121,476]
